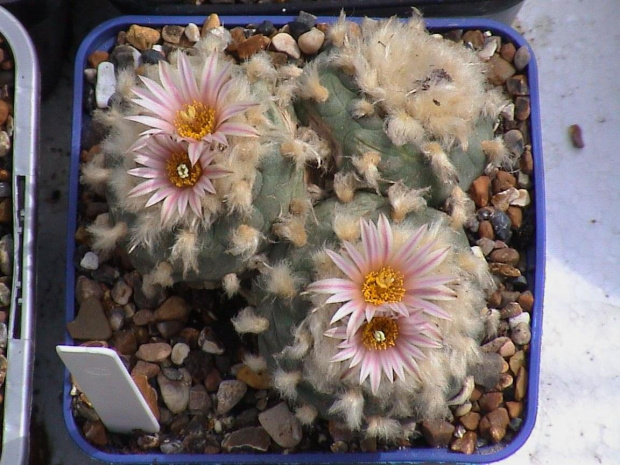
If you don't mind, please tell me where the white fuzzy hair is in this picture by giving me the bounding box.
[243,52,277,84]
[332,211,361,243]
[242,353,268,372]
[273,369,302,401]
[329,389,365,431]
[387,181,429,223]
[333,171,359,203]
[482,137,512,171]
[446,185,475,229]
[222,273,240,298]
[296,60,329,103]
[384,111,426,147]
[87,215,127,257]
[272,216,308,248]
[349,98,375,119]
[228,224,261,258]
[231,306,269,334]
[352,151,381,191]
[365,416,402,441]
[295,404,318,426]
[169,229,199,276]
[80,153,110,193]
[281,324,312,360]
[422,142,459,185]
[265,262,302,299]
[142,261,174,292]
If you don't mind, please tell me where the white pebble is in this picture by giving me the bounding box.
[298,28,325,55]
[501,102,515,122]
[185,23,200,42]
[477,40,497,61]
[80,251,100,270]
[271,33,301,59]
[83,68,97,84]
[171,342,191,365]
[95,62,116,108]
[517,172,531,189]
[508,312,531,329]
[510,189,531,207]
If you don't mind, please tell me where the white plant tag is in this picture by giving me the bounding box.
[56,345,160,434]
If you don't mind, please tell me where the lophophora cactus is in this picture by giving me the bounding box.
[247,192,496,438]
[294,14,510,227]
[81,38,312,288]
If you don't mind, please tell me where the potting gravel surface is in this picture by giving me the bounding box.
[66,13,539,457]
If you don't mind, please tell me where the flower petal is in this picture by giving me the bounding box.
[325,249,363,282]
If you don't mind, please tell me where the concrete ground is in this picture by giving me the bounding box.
[30,0,620,463]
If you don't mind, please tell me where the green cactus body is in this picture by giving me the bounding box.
[255,192,494,435]
[295,69,493,205]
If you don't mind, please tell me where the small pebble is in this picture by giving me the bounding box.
[171,342,190,365]
[136,342,172,363]
[216,380,247,415]
[420,419,455,447]
[111,279,132,306]
[160,439,184,454]
[506,74,529,96]
[221,426,271,452]
[95,62,116,109]
[0,235,12,275]
[504,129,525,157]
[258,402,303,448]
[126,25,161,51]
[271,33,301,59]
[569,124,585,148]
[287,21,311,40]
[162,25,184,44]
[256,20,275,37]
[510,322,532,345]
[513,46,531,71]
[184,23,201,43]
[157,370,190,414]
[298,28,325,55]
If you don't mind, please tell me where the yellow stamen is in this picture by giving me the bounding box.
[362,266,405,305]
[361,317,399,351]
[174,101,216,140]
[166,151,202,188]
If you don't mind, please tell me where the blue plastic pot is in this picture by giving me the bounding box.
[66,15,545,464]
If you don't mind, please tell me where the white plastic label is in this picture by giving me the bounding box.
[56,345,160,434]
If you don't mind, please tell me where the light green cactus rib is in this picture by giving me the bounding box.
[295,68,493,206]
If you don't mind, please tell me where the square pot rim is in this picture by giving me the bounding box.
[0,6,39,465]
[65,14,545,464]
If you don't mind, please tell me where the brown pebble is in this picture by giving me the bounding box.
[520,146,534,174]
[202,14,221,36]
[131,360,160,379]
[506,74,529,96]
[83,420,108,446]
[469,175,490,207]
[450,431,477,455]
[479,392,503,413]
[499,42,516,62]
[460,411,481,430]
[204,367,222,392]
[518,291,534,312]
[478,220,495,240]
[132,374,160,420]
[489,248,520,266]
[569,124,585,148]
[0,170,9,182]
[360,436,377,452]
[479,408,510,443]
[506,206,523,229]
[470,386,483,402]
[87,51,109,69]
[133,309,155,326]
[495,373,514,390]
[236,365,272,390]
[487,54,516,86]
[135,342,172,363]
[0,198,11,223]
[420,419,455,447]
[509,350,526,375]
[482,336,511,354]
[0,100,9,126]
[112,329,137,355]
[505,401,524,419]
[125,25,161,51]
[489,263,521,278]
[154,296,190,322]
[515,366,528,401]
[0,60,13,71]
[499,339,516,357]
[236,34,271,60]
[515,96,531,121]
[488,290,502,308]
[499,301,523,319]
[462,30,485,49]
[492,171,517,193]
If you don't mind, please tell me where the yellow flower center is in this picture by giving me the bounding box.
[174,101,216,140]
[362,266,405,305]
[165,151,203,188]
[361,317,399,351]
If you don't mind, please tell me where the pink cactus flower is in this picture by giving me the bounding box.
[127,52,257,165]
[308,214,456,337]
[325,311,442,394]
[127,134,230,225]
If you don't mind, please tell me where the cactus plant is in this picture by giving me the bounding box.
[81,46,310,287]
[246,192,497,438]
[294,15,509,223]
